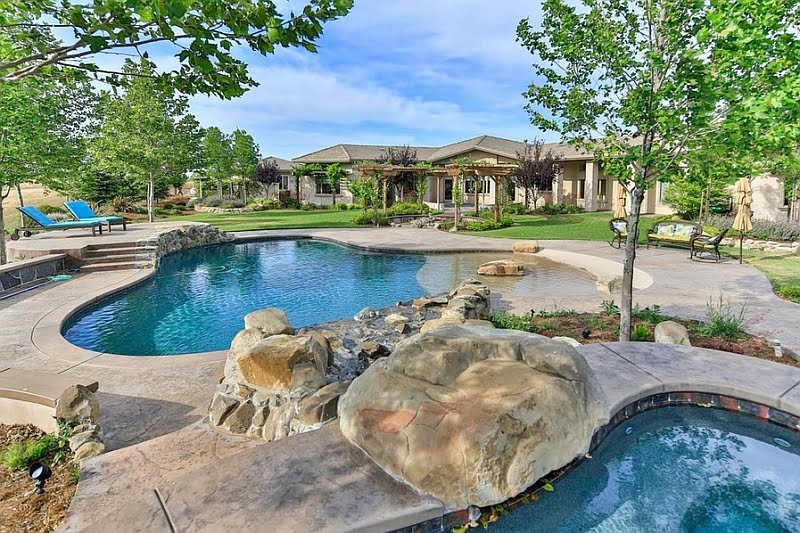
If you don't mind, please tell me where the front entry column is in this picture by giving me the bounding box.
[553,168,563,204]
[584,161,600,212]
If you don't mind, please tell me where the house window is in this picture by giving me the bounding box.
[598,179,607,199]
[465,177,491,194]
[578,179,586,199]
[280,176,289,190]
[658,182,668,203]
[315,179,341,195]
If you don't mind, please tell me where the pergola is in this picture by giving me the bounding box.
[353,163,519,223]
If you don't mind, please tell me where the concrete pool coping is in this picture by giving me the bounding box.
[63,340,800,532]
[28,228,652,367]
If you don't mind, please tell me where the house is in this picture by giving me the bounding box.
[264,135,787,220]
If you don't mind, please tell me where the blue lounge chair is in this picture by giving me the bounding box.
[63,200,127,231]
[13,206,103,240]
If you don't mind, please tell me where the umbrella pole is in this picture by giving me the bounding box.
[739,232,744,264]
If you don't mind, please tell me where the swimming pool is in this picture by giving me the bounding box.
[494,406,800,532]
[62,239,596,356]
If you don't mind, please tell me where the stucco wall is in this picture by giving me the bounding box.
[751,174,787,221]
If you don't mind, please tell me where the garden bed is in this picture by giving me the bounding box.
[0,424,78,533]
[491,307,798,368]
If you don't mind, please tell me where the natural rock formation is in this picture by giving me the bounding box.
[209,308,348,442]
[512,241,540,254]
[384,313,410,334]
[552,336,582,347]
[594,274,622,295]
[654,320,691,346]
[419,280,493,333]
[477,259,524,276]
[56,386,105,462]
[338,326,608,510]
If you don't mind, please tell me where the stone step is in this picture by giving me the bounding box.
[84,246,155,258]
[79,261,152,273]
[84,241,139,250]
[81,254,146,265]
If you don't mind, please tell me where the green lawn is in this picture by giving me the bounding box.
[169,209,359,231]
[463,212,661,242]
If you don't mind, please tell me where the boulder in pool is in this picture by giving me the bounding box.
[244,308,295,337]
[477,259,524,276]
[337,325,609,509]
[235,334,329,393]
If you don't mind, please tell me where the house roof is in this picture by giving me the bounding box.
[291,135,597,165]
[261,156,296,171]
[293,144,439,164]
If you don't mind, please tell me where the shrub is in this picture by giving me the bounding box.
[153,207,168,216]
[346,203,361,210]
[504,203,528,215]
[352,213,389,226]
[38,204,66,215]
[702,294,747,338]
[301,202,317,211]
[535,307,577,318]
[600,300,619,316]
[247,198,280,211]
[109,196,138,213]
[186,198,200,208]
[438,222,454,231]
[281,197,301,210]
[334,202,349,211]
[631,324,650,341]
[633,304,669,324]
[0,421,71,470]
[463,215,514,231]
[534,203,585,215]
[160,203,174,209]
[490,311,531,331]
[707,215,800,242]
[387,202,430,216]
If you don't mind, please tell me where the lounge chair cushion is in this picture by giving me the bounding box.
[19,206,100,229]
[64,201,124,223]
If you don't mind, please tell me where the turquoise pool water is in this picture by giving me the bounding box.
[495,406,800,532]
[63,239,596,355]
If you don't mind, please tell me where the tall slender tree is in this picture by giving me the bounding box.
[231,129,260,203]
[325,163,345,205]
[203,127,233,198]
[379,145,418,202]
[92,60,202,223]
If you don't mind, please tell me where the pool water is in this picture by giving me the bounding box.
[63,239,595,355]
[495,406,800,532]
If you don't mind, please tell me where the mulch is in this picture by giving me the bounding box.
[0,425,77,533]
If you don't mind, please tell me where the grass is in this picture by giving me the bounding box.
[167,209,359,232]
[462,212,661,241]
[2,183,68,233]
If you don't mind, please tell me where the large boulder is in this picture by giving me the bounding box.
[512,241,540,254]
[55,385,99,425]
[654,321,691,346]
[234,334,329,393]
[477,259,524,276]
[244,308,295,337]
[338,326,608,510]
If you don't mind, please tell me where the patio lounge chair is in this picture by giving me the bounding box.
[690,228,729,262]
[12,206,103,240]
[64,200,127,231]
[608,218,628,248]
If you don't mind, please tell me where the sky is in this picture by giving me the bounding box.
[185,0,553,159]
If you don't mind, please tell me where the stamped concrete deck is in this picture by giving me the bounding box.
[63,341,800,532]
[2,225,799,532]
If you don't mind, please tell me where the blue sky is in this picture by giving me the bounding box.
[185,1,553,159]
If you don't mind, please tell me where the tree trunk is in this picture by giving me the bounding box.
[0,196,7,266]
[15,184,25,227]
[382,178,388,213]
[217,179,222,197]
[474,177,479,215]
[525,187,530,210]
[619,187,646,342]
[148,173,155,223]
[791,178,798,222]
[242,180,248,205]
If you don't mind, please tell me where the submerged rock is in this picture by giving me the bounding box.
[477,259,524,276]
[338,325,608,509]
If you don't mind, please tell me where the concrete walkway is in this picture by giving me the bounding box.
[62,341,800,532]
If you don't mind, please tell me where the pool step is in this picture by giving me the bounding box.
[84,240,142,250]
[84,246,157,258]
[79,260,152,273]
[81,254,147,265]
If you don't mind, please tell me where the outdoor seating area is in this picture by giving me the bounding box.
[646,220,702,249]
[690,228,730,262]
[11,203,128,241]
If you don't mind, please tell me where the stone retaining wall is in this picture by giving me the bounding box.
[0,254,69,294]
[136,223,234,265]
[721,237,800,254]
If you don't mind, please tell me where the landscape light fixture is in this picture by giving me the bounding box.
[29,462,52,494]
[582,327,592,340]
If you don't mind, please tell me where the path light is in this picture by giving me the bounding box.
[29,462,52,494]
[582,327,591,340]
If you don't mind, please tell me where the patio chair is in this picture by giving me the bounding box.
[608,218,628,248]
[690,228,729,262]
[64,200,127,231]
[12,206,103,240]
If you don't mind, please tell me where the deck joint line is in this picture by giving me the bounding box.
[779,379,800,399]
[599,343,664,383]
[155,488,177,533]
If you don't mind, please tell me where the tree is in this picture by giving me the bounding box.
[203,127,233,198]
[379,145,418,202]
[324,163,345,205]
[0,76,93,264]
[231,129,260,203]
[254,160,282,198]
[292,163,322,202]
[518,0,722,341]
[92,60,202,223]
[512,140,563,210]
[1,1,353,98]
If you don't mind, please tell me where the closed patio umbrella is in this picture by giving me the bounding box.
[732,178,753,264]
[613,183,628,219]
